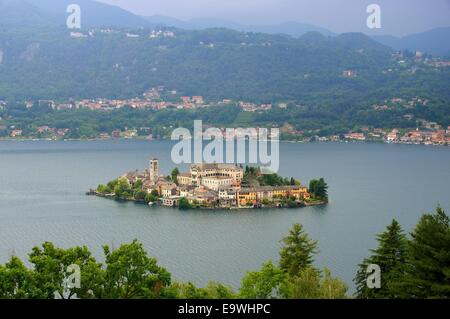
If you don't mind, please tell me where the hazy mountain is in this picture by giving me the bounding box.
[0,0,58,27]
[144,15,335,37]
[143,15,194,29]
[0,0,334,37]
[0,0,149,28]
[373,27,450,57]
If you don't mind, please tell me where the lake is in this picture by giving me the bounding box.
[0,140,449,293]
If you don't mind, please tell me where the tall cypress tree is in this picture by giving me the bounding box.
[354,219,407,299]
[400,206,450,298]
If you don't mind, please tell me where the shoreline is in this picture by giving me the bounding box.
[87,189,328,211]
[1,137,448,147]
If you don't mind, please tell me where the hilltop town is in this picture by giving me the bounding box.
[92,158,327,209]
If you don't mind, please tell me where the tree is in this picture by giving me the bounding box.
[0,240,172,299]
[354,219,408,299]
[0,256,33,299]
[280,267,321,299]
[171,282,210,299]
[133,180,143,190]
[202,282,237,299]
[96,184,111,194]
[150,189,160,197]
[319,269,348,299]
[133,190,147,201]
[400,206,450,298]
[27,242,103,299]
[107,179,119,190]
[179,198,192,210]
[280,268,347,299]
[279,224,318,277]
[240,261,286,299]
[114,178,132,199]
[172,282,236,299]
[309,178,328,202]
[101,240,171,299]
[171,168,180,184]
[145,193,158,203]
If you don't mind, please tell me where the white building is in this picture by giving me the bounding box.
[177,163,244,191]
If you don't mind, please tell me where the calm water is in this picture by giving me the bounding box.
[0,140,449,292]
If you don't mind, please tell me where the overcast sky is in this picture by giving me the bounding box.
[98,0,450,36]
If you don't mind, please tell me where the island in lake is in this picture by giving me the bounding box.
[90,158,328,209]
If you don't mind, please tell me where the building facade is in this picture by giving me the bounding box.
[237,186,310,206]
[177,163,244,189]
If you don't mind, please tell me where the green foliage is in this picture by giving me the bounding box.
[114,178,133,199]
[179,197,193,210]
[0,240,171,299]
[354,206,450,299]
[240,261,286,299]
[96,184,112,194]
[27,242,103,299]
[107,179,119,190]
[134,190,147,201]
[0,257,33,299]
[309,178,328,202]
[279,224,319,277]
[280,268,347,299]
[101,240,171,298]
[171,282,237,299]
[243,166,295,187]
[171,168,180,184]
[240,223,347,299]
[354,219,408,299]
[400,206,450,298]
[259,174,291,187]
[145,192,159,203]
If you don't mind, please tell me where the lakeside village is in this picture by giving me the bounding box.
[0,28,449,145]
[90,158,328,210]
[1,88,450,146]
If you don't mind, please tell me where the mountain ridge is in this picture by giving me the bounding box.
[1,0,448,56]
[373,27,450,57]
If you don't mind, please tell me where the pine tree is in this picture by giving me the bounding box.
[279,224,318,277]
[354,219,408,299]
[400,206,450,298]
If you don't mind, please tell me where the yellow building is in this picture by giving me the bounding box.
[237,186,310,206]
[237,189,258,206]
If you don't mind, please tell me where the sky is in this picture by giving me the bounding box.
[98,0,450,36]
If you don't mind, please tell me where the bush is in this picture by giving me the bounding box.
[179,198,192,210]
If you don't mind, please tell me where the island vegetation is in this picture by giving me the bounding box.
[1,206,448,299]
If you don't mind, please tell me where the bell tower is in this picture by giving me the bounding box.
[149,158,159,183]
